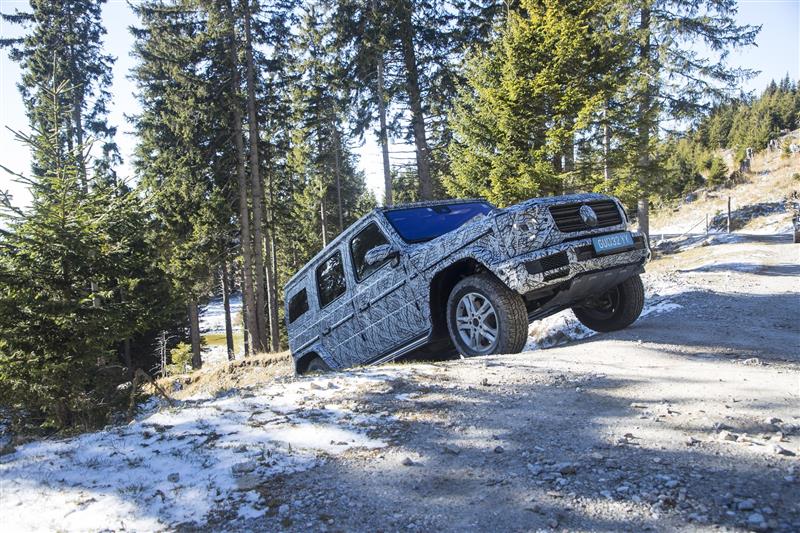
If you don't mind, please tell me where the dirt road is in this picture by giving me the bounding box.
[232,235,799,533]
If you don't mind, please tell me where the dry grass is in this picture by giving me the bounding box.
[150,351,295,400]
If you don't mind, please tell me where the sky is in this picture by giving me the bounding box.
[1,0,799,208]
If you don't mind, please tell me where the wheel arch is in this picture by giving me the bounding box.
[428,258,499,339]
[295,348,333,375]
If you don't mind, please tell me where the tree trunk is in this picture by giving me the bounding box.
[637,6,652,241]
[398,0,433,200]
[332,121,344,233]
[188,300,202,370]
[221,262,235,361]
[372,0,392,206]
[563,134,574,173]
[268,228,279,351]
[224,0,260,354]
[241,273,250,357]
[603,108,612,185]
[377,56,392,205]
[242,0,268,352]
[320,188,328,247]
[265,143,280,352]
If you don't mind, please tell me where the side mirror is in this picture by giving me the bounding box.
[365,243,400,266]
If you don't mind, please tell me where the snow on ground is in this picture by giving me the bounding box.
[200,293,242,334]
[0,371,396,532]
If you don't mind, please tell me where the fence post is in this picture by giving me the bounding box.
[727,196,732,233]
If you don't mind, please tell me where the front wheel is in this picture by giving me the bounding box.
[573,274,645,333]
[446,274,528,357]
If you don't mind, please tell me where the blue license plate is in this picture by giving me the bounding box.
[592,232,634,255]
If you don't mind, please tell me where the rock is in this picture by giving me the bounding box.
[401,457,415,466]
[527,463,543,475]
[556,463,577,475]
[589,452,604,461]
[442,446,460,455]
[630,403,648,409]
[765,417,783,425]
[547,518,558,528]
[748,512,766,527]
[718,430,738,442]
[278,504,290,516]
[742,357,761,366]
[493,446,504,454]
[167,473,180,483]
[737,499,756,511]
[771,444,796,456]
[665,480,679,489]
[232,461,258,474]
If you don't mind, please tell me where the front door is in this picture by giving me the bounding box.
[348,221,427,362]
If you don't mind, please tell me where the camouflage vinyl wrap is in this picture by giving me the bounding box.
[284,193,650,371]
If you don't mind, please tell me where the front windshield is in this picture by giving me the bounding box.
[383,201,494,243]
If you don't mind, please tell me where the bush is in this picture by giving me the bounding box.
[166,343,193,376]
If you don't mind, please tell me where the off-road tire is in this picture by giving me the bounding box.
[306,356,331,373]
[573,273,645,333]
[446,273,528,357]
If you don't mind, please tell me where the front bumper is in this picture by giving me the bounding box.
[493,232,650,295]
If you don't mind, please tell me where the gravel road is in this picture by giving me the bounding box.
[229,235,799,533]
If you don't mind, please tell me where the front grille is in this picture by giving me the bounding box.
[525,251,569,275]
[549,200,622,233]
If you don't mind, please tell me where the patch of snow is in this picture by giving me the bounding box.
[525,279,683,351]
[0,373,392,532]
[200,292,242,334]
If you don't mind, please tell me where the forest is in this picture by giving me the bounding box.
[0,0,797,430]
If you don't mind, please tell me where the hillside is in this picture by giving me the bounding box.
[649,130,800,236]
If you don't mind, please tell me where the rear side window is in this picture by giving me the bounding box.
[315,251,347,308]
[350,222,390,281]
[288,288,309,323]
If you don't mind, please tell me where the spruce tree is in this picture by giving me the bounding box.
[627,0,758,237]
[1,0,119,183]
[0,80,167,428]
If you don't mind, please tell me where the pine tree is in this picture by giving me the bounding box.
[0,79,167,428]
[445,0,629,206]
[627,0,758,237]
[1,0,119,183]
[131,0,235,367]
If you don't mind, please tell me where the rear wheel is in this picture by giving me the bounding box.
[305,356,331,373]
[446,274,528,357]
[573,274,645,332]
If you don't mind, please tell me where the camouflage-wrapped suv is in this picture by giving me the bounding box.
[284,193,650,373]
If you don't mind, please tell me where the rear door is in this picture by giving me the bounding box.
[312,247,362,368]
[349,220,427,362]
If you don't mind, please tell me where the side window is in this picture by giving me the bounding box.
[315,251,347,308]
[350,222,390,281]
[288,288,309,324]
